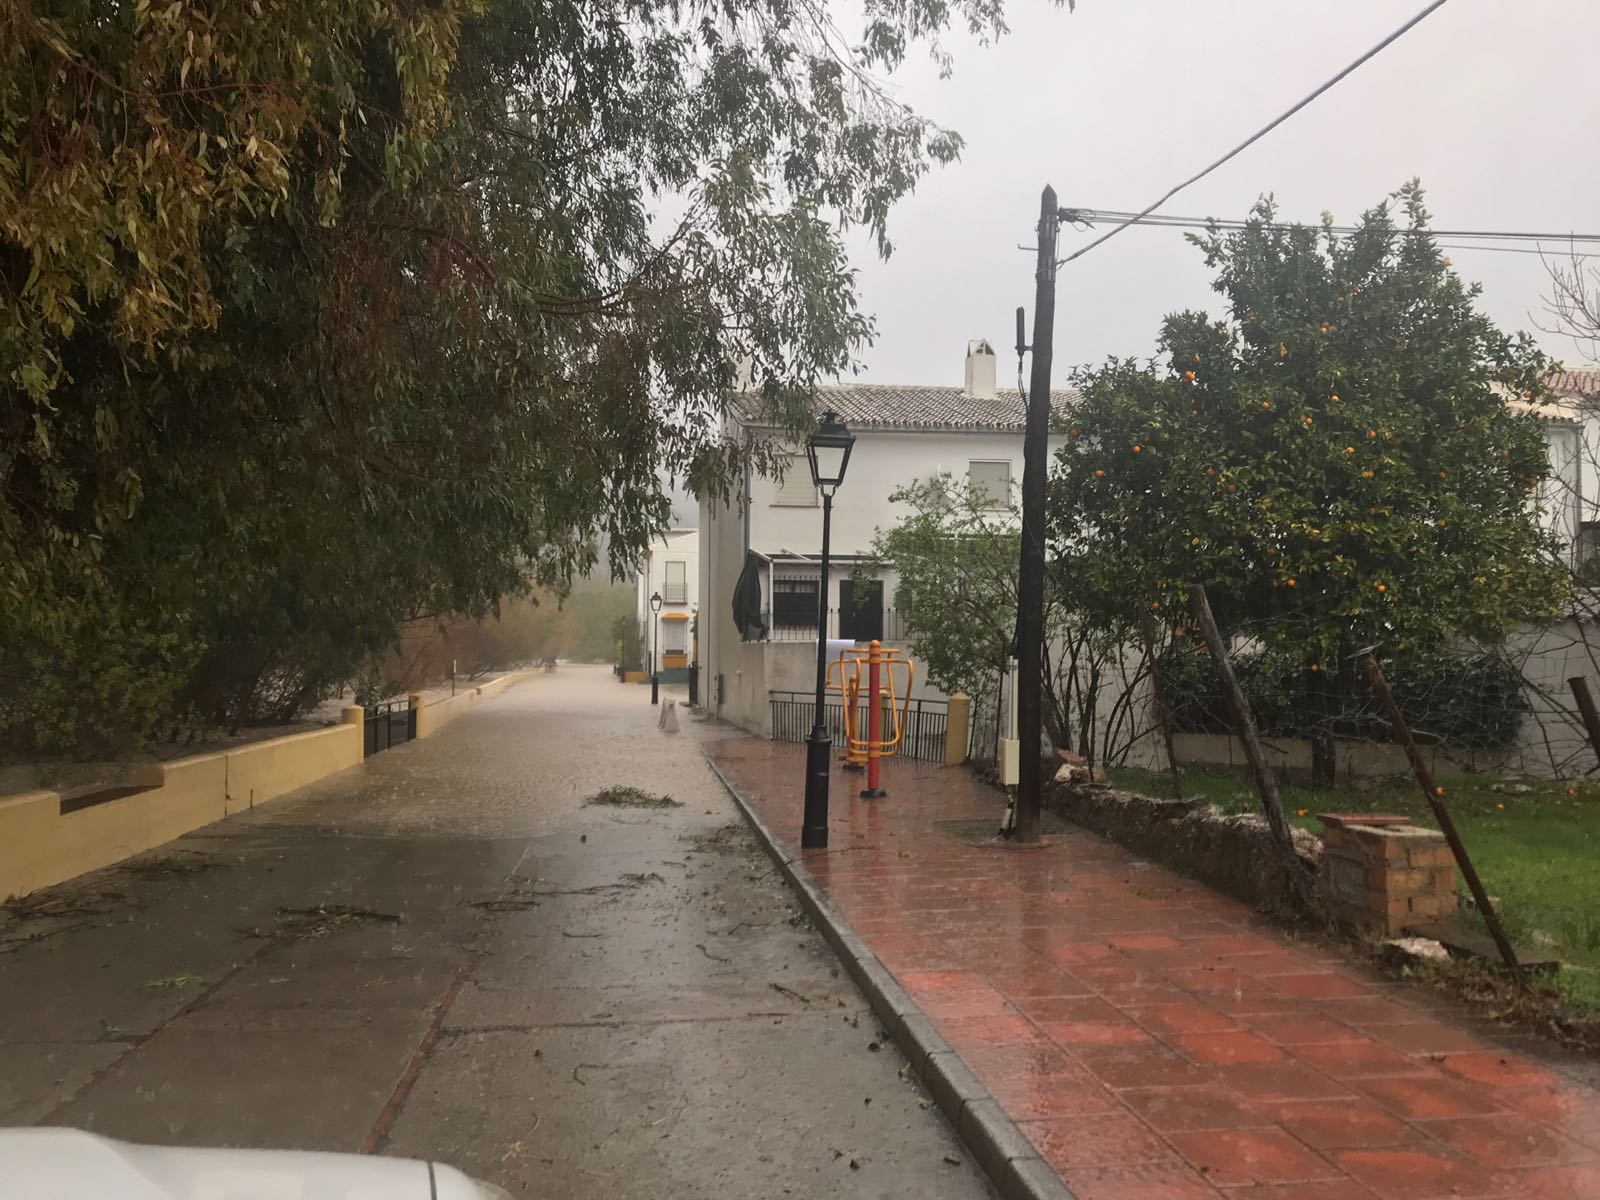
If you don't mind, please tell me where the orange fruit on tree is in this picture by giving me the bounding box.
[1362,470,1374,478]
[1320,323,1331,334]
[1094,469,1105,478]
[1345,447,1355,455]
[1376,582,1387,593]
[1262,401,1271,410]
[1184,370,1196,382]
[1227,483,1237,493]
[1330,393,1341,403]
[1286,578,1296,587]
[1132,445,1142,454]
[1205,467,1216,477]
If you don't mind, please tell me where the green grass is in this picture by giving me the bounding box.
[1108,764,1600,1015]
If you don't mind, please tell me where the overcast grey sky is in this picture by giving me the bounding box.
[844,0,1599,387]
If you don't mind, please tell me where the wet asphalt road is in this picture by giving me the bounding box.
[0,665,991,1198]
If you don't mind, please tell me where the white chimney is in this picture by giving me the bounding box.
[730,354,756,392]
[964,339,997,400]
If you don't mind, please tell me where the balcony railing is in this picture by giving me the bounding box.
[763,607,909,644]
[662,581,688,604]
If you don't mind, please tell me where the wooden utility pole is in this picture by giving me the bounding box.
[1015,185,1060,844]
[1189,584,1311,906]
[1363,653,1525,988]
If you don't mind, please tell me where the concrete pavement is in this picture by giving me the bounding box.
[0,666,992,1198]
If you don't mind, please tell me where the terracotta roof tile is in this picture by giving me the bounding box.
[734,383,1078,433]
[1545,369,1600,399]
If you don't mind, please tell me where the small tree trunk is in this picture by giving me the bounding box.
[1310,730,1336,789]
[1141,612,1184,798]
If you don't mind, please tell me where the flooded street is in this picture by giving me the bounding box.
[1,666,989,1198]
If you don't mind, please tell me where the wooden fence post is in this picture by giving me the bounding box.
[1362,653,1525,988]
[1567,676,1600,773]
[1188,584,1312,907]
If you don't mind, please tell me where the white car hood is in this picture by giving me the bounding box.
[1,1128,506,1200]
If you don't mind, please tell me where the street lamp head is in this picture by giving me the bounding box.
[650,591,663,614]
[806,408,855,496]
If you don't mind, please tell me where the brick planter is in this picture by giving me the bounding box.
[1318,813,1458,933]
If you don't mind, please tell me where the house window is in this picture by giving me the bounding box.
[969,460,1012,508]
[662,620,688,653]
[772,455,819,507]
[663,560,687,603]
[772,577,820,628]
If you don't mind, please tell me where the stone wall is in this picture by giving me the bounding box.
[1042,781,1320,912]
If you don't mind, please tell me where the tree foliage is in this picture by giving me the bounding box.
[1052,185,1567,668]
[863,474,1148,766]
[2,0,1014,753]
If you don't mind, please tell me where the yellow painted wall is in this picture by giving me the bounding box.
[0,670,535,900]
[224,724,360,811]
[414,669,534,738]
[0,724,360,901]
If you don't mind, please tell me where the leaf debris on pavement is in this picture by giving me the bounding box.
[145,973,199,989]
[584,786,681,809]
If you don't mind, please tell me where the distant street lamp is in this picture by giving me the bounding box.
[801,409,856,850]
[650,590,663,705]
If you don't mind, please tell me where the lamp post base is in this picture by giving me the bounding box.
[860,788,886,800]
[651,674,659,705]
[801,728,832,849]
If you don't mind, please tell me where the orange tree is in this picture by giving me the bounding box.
[1051,184,1567,784]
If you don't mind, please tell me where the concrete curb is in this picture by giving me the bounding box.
[701,750,1075,1200]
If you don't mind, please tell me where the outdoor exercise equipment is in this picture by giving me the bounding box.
[825,640,914,799]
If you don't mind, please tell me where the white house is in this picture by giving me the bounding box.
[697,340,1072,734]
[1524,369,1600,566]
[635,528,698,681]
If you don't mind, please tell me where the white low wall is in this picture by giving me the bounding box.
[1167,732,1511,785]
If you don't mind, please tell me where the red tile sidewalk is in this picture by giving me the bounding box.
[708,738,1600,1200]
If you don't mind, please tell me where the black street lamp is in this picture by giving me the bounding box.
[801,409,856,850]
[650,590,663,705]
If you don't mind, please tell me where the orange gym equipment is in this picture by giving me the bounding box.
[825,640,914,799]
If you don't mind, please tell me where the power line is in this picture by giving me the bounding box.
[1437,243,1600,260]
[1057,0,1452,266]
[1063,208,1600,245]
